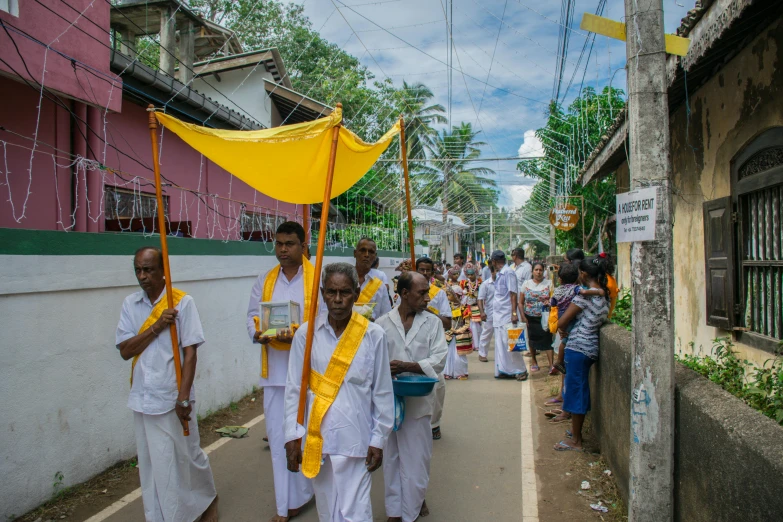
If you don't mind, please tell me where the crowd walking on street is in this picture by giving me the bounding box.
[115,220,616,521]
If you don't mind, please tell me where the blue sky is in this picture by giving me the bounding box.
[286,0,693,208]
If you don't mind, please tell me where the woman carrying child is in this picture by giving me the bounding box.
[519,262,553,372]
[553,254,611,452]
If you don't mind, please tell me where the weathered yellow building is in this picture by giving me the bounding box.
[581,0,783,367]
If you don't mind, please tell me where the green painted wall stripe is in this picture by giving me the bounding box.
[0,228,406,258]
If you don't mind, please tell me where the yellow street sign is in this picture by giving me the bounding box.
[580,13,690,57]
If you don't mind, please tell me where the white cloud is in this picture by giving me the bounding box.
[517,129,544,158]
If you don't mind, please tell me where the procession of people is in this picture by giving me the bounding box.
[115,220,614,521]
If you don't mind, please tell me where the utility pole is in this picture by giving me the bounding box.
[624,1,674,520]
[489,207,494,252]
[549,167,556,255]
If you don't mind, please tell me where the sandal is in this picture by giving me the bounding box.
[544,409,564,418]
[548,366,560,376]
[432,427,441,440]
[479,356,488,362]
[530,365,540,372]
[516,372,529,381]
[553,440,582,452]
[549,414,571,424]
[544,398,563,407]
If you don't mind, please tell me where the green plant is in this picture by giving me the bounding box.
[52,471,64,497]
[676,338,783,425]
[230,401,239,412]
[612,288,632,331]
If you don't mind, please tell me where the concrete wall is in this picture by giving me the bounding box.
[669,17,783,366]
[0,237,405,519]
[191,68,275,129]
[591,324,783,521]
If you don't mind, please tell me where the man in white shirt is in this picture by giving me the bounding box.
[415,257,452,441]
[377,271,448,522]
[284,263,394,521]
[246,221,314,522]
[453,252,467,281]
[490,250,529,380]
[512,247,532,289]
[481,262,492,282]
[370,256,392,306]
[354,237,393,320]
[477,263,496,362]
[116,247,218,522]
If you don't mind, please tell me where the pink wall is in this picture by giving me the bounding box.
[0,73,301,237]
[0,75,72,231]
[0,0,121,112]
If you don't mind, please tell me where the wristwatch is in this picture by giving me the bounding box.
[176,399,190,408]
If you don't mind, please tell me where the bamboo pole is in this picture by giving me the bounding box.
[399,116,416,266]
[148,105,188,436]
[297,104,342,426]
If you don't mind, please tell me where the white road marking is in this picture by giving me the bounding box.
[83,413,265,522]
[520,381,539,521]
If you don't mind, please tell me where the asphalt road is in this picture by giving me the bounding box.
[99,347,531,521]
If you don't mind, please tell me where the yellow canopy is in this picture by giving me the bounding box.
[155,107,400,204]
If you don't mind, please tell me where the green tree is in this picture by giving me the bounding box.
[416,123,498,221]
[517,86,625,253]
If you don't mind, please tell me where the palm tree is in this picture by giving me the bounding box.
[394,81,447,161]
[416,122,498,221]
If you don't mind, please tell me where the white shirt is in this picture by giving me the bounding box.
[116,289,205,415]
[247,264,309,387]
[284,315,394,456]
[377,310,448,419]
[492,265,519,326]
[428,286,452,319]
[514,261,532,289]
[478,278,496,322]
[358,273,392,320]
[369,268,390,287]
[481,265,492,282]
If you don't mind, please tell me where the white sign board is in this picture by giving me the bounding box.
[616,187,657,243]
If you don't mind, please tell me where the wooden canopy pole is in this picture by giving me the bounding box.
[297,103,342,426]
[399,116,416,266]
[148,105,188,436]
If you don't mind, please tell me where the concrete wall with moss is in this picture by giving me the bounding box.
[669,17,783,365]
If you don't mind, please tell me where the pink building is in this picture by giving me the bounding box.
[0,0,331,239]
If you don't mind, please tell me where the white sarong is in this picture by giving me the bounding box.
[312,454,373,522]
[478,320,494,358]
[469,320,482,351]
[384,415,433,522]
[430,374,446,429]
[443,337,468,378]
[265,386,314,516]
[133,410,216,522]
[493,325,528,377]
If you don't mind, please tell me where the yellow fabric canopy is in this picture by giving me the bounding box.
[155,107,400,204]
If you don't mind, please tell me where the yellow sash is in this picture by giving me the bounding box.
[256,257,315,378]
[428,284,443,315]
[302,312,369,478]
[357,276,382,306]
[131,288,186,385]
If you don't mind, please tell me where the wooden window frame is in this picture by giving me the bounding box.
[730,127,783,354]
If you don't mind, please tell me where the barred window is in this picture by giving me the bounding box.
[705,127,783,353]
[104,187,168,220]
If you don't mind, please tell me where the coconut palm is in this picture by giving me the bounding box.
[394,81,447,161]
[415,122,498,221]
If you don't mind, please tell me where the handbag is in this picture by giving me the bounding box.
[506,322,529,352]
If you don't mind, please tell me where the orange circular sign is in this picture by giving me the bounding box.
[549,204,580,231]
